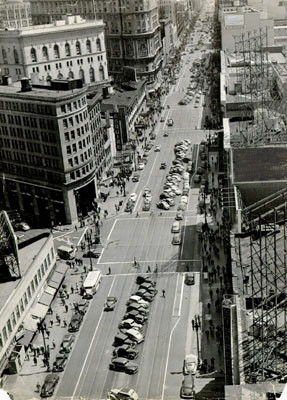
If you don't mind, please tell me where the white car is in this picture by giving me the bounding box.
[126,328,144,344]
[137,163,144,170]
[154,145,161,152]
[181,196,189,204]
[129,193,138,202]
[128,295,149,307]
[119,319,144,331]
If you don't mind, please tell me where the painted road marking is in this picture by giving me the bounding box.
[98,259,201,265]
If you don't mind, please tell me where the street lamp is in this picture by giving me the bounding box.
[86,231,93,271]
[37,320,50,370]
[194,315,201,367]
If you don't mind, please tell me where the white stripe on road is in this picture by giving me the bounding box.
[97,259,201,265]
[72,275,116,399]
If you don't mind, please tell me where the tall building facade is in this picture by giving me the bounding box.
[0,0,32,29]
[0,79,111,226]
[28,0,163,82]
[0,15,109,87]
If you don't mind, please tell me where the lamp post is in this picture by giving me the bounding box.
[37,320,50,370]
[86,231,93,271]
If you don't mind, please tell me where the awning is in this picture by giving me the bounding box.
[45,286,56,296]
[18,330,35,346]
[38,291,53,307]
[23,313,40,332]
[30,302,49,319]
[49,271,64,288]
[55,263,68,275]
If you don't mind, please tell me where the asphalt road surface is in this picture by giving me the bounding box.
[55,30,210,400]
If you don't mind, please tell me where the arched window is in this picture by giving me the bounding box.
[86,39,92,53]
[65,43,71,57]
[30,48,37,62]
[99,65,105,80]
[57,71,63,79]
[89,67,95,82]
[54,44,60,59]
[42,46,49,61]
[2,48,7,63]
[68,70,74,79]
[13,49,19,64]
[96,38,101,52]
[79,68,85,84]
[75,41,81,55]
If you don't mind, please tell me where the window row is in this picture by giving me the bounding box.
[66,139,91,155]
[60,97,86,114]
[2,48,19,64]
[0,101,54,116]
[70,160,94,180]
[0,249,54,351]
[30,39,102,63]
[67,148,91,167]
[64,126,90,142]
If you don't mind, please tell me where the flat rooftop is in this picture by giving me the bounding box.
[233,147,287,183]
[0,229,50,311]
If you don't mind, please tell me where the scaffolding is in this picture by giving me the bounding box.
[239,203,287,383]
[0,211,20,280]
[233,29,286,147]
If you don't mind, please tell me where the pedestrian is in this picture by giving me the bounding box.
[191,319,195,330]
[185,264,189,272]
[65,304,68,313]
[50,319,53,327]
[46,345,50,355]
[33,356,37,366]
[207,302,211,312]
[63,318,67,328]
[209,288,213,299]
[52,340,56,349]
[46,329,50,338]
[108,267,111,275]
[36,382,41,393]
[205,329,209,339]
[162,289,165,298]
[147,265,151,273]
[56,314,61,325]
[75,283,79,292]
[40,346,44,355]
[71,286,74,294]
[36,347,40,357]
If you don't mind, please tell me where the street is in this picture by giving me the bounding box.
[55,34,207,400]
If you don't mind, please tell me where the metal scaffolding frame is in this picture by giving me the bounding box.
[241,205,287,383]
[233,29,285,147]
[0,211,20,280]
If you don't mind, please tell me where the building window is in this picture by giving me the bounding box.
[86,39,92,53]
[30,48,37,62]
[99,65,105,80]
[54,44,60,59]
[79,68,85,84]
[42,46,49,61]
[13,49,19,64]
[7,319,12,334]
[2,327,8,343]
[89,67,95,82]
[96,38,102,52]
[75,41,81,55]
[11,312,16,327]
[65,42,71,56]
[2,48,7,63]
[68,70,74,79]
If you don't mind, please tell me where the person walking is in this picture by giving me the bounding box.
[65,304,68,313]
[33,355,37,366]
[36,382,41,393]
[191,319,195,330]
[108,267,111,275]
[52,340,56,349]
[147,265,151,273]
[63,318,67,328]
[50,319,53,328]
[162,289,165,298]
[56,314,61,325]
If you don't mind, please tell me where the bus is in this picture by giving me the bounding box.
[83,269,102,298]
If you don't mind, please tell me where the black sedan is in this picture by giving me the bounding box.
[124,310,147,324]
[68,313,83,332]
[83,250,101,258]
[135,275,156,286]
[40,374,59,397]
[52,355,68,372]
[135,289,155,302]
[109,357,138,374]
[126,303,149,315]
[104,296,117,311]
[112,345,139,360]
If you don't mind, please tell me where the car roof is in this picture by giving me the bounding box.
[113,357,128,363]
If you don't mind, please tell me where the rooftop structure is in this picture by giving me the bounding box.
[0,0,32,29]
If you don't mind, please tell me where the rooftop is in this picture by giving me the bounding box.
[101,80,146,111]
[0,229,50,311]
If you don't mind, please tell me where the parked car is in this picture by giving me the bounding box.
[172,221,181,233]
[119,319,144,332]
[52,355,68,372]
[15,222,31,231]
[160,162,167,169]
[172,234,182,245]
[77,299,89,315]
[124,309,148,323]
[135,275,156,286]
[193,174,201,183]
[180,374,195,399]
[139,282,157,294]
[83,250,101,258]
[185,273,195,286]
[40,374,59,397]
[157,201,170,210]
[132,173,140,182]
[142,202,151,211]
[163,131,169,137]
[109,358,138,374]
[134,289,155,302]
[126,303,149,315]
[60,334,75,353]
[125,328,144,344]
[68,313,83,332]
[167,118,174,126]
[112,345,139,360]
[104,296,117,311]
[154,145,161,152]
[127,295,150,307]
[113,334,136,348]
[129,193,138,202]
[183,354,198,375]
[137,163,144,170]
[107,387,139,400]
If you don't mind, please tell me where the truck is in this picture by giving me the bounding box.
[57,245,76,260]
[83,269,102,299]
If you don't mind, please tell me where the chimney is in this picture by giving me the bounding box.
[102,86,109,99]
[20,77,32,92]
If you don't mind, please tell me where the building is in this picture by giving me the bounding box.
[0,15,109,88]
[29,0,163,83]
[0,211,62,375]
[0,78,111,226]
[0,0,32,29]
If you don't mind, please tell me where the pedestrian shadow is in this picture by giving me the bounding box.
[19,370,48,376]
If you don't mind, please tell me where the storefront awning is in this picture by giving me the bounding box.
[38,291,53,307]
[18,329,35,346]
[55,263,68,275]
[30,302,49,319]
[48,271,64,289]
[23,313,40,332]
[46,286,56,296]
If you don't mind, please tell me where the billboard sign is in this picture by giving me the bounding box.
[224,14,244,27]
